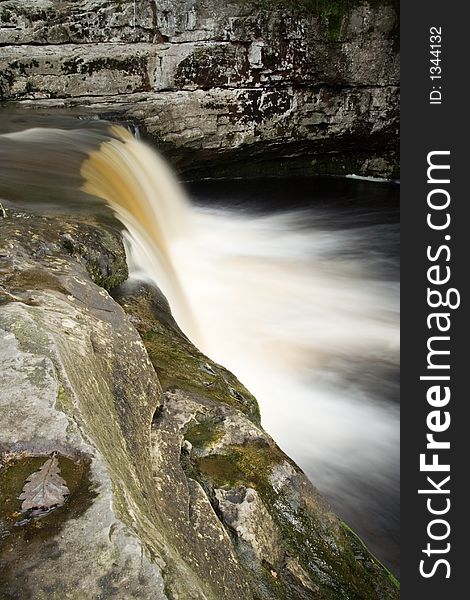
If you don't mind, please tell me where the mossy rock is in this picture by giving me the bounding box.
[112,281,261,424]
[0,208,398,599]
[113,280,399,600]
[0,209,128,295]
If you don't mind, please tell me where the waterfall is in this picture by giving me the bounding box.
[80,125,196,337]
[0,123,399,567]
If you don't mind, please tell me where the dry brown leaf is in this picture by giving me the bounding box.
[18,454,69,511]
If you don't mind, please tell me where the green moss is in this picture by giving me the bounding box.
[4,311,51,359]
[196,454,245,485]
[254,0,348,41]
[235,0,398,41]
[142,326,259,422]
[185,422,223,448]
[60,227,128,291]
[0,453,95,595]
[317,0,344,41]
[257,491,399,600]
[249,0,345,40]
[188,435,398,600]
[0,454,93,528]
[340,521,400,590]
[196,441,285,489]
[85,261,127,291]
[0,211,128,295]
[193,446,333,594]
[238,0,396,11]
[193,448,397,599]
[56,384,71,412]
[114,284,261,423]
[2,268,68,296]
[113,281,397,597]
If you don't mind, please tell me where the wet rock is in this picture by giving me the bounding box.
[112,280,261,423]
[116,279,400,600]
[0,210,399,598]
[0,213,167,599]
[0,211,248,599]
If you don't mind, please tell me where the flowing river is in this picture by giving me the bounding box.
[0,123,400,573]
[184,176,400,574]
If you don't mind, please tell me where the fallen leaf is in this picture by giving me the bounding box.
[18,454,69,511]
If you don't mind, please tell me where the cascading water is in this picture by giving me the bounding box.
[81,126,197,338]
[0,124,399,572]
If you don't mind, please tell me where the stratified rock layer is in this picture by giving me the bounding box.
[0,208,399,599]
[0,0,399,177]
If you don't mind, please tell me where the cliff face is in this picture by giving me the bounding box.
[0,208,399,599]
[0,0,399,177]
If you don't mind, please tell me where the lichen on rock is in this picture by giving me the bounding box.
[0,0,399,178]
[0,208,398,598]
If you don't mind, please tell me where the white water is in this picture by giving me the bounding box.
[1,125,400,568]
[110,151,399,483]
[126,203,399,501]
[91,133,399,568]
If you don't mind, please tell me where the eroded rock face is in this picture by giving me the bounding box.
[112,279,400,599]
[0,214,168,598]
[0,0,399,177]
[0,208,399,598]
[0,211,248,599]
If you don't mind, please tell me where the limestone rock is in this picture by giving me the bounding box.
[215,486,284,565]
[0,211,249,599]
[0,208,399,598]
[114,279,400,600]
[0,0,399,177]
